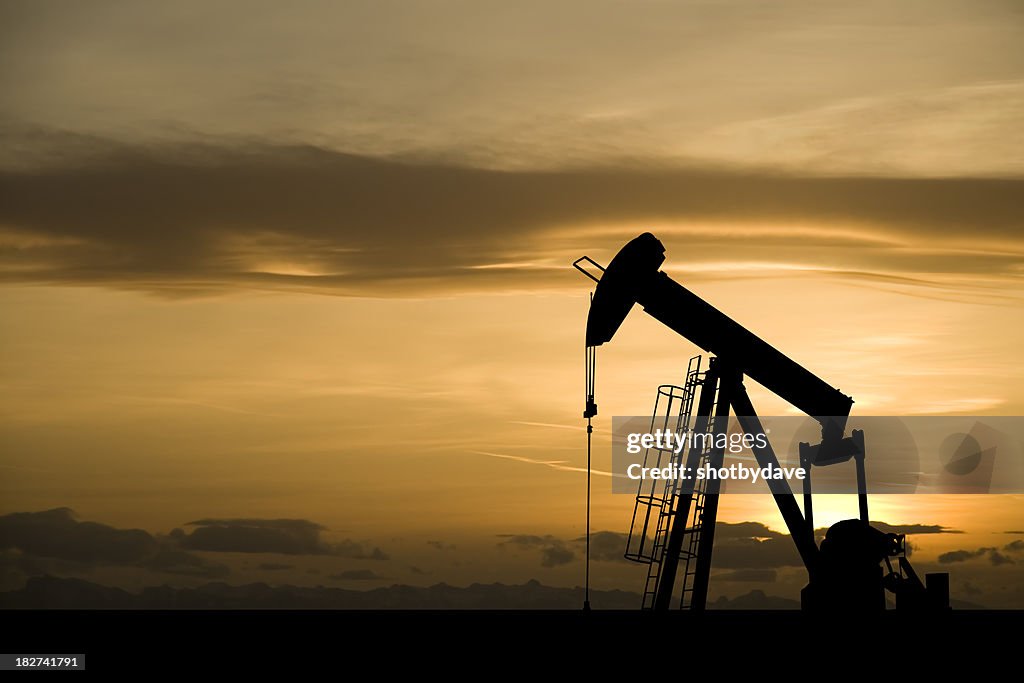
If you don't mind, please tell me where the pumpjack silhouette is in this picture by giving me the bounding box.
[575,233,950,611]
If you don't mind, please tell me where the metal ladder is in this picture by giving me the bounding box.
[675,378,721,609]
[625,356,705,609]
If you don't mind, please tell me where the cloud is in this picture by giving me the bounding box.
[959,581,983,597]
[715,522,786,540]
[937,549,985,564]
[181,518,327,555]
[688,82,1024,178]
[497,534,558,548]
[939,547,1016,566]
[0,508,157,563]
[257,563,293,571]
[498,534,575,568]
[471,451,615,477]
[332,539,390,561]
[1,140,1022,299]
[714,569,777,583]
[329,569,383,581]
[0,508,228,578]
[815,521,961,542]
[989,550,1014,566]
[179,518,389,559]
[710,522,803,569]
[427,541,456,552]
[2,3,1020,179]
[540,546,574,568]
[717,520,961,570]
[508,520,956,572]
[571,531,631,562]
[868,522,962,536]
[145,548,230,579]
[509,522,818,570]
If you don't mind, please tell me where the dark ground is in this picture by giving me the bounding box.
[5,608,1019,674]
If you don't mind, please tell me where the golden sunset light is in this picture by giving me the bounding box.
[2,3,1023,644]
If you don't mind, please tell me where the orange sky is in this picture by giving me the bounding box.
[1,0,1023,607]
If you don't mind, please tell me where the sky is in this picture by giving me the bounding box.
[1,0,1023,607]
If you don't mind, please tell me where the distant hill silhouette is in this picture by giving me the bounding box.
[0,576,637,609]
[0,576,802,609]
[710,589,799,609]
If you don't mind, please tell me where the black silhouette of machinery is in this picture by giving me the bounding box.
[574,232,949,611]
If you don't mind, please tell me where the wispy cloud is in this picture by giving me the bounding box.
[469,450,616,477]
[1,139,1021,299]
